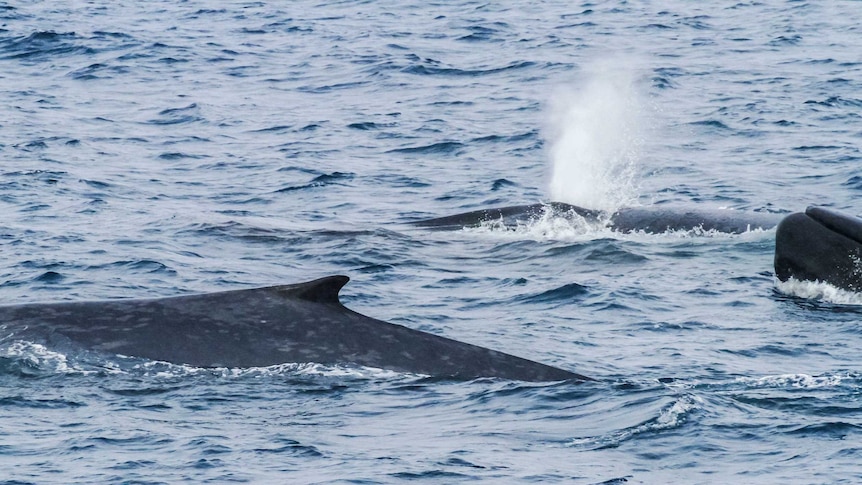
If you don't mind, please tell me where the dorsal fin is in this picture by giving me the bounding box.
[276,275,349,304]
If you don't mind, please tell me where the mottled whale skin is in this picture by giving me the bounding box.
[413,202,781,234]
[0,275,589,382]
[775,206,862,292]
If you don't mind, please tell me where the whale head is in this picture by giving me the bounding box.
[774,206,862,292]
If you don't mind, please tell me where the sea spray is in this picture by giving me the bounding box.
[545,62,646,213]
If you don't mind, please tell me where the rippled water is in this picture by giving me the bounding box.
[2,1,862,483]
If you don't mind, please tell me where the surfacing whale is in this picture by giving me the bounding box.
[775,206,862,292]
[0,275,589,382]
[412,202,781,234]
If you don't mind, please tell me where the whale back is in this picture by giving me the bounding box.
[0,276,587,382]
[412,202,781,234]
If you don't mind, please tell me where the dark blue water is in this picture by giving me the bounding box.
[2,1,862,483]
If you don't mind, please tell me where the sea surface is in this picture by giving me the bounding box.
[1,1,861,483]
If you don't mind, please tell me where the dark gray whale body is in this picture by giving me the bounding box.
[775,206,862,292]
[0,275,588,382]
[413,202,781,234]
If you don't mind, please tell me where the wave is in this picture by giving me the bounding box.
[400,60,535,77]
[387,141,465,155]
[274,171,354,193]
[570,393,702,450]
[516,282,590,305]
[0,31,93,61]
[146,103,203,125]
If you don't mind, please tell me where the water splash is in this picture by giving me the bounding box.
[774,277,862,305]
[545,60,646,212]
[461,203,605,241]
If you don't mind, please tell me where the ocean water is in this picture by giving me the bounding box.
[1,0,861,483]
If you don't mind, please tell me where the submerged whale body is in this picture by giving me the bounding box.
[413,202,782,234]
[0,276,588,382]
[775,206,862,292]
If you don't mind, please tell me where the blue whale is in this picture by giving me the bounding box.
[775,206,862,292]
[413,202,781,234]
[0,275,589,382]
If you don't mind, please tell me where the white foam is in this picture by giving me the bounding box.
[0,341,419,380]
[461,203,605,242]
[736,373,848,389]
[126,359,414,380]
[231,362,409,380]
[774,277,862,305]
[655,393,701,427]
[1,340,81,374]
[622,224,774,241]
